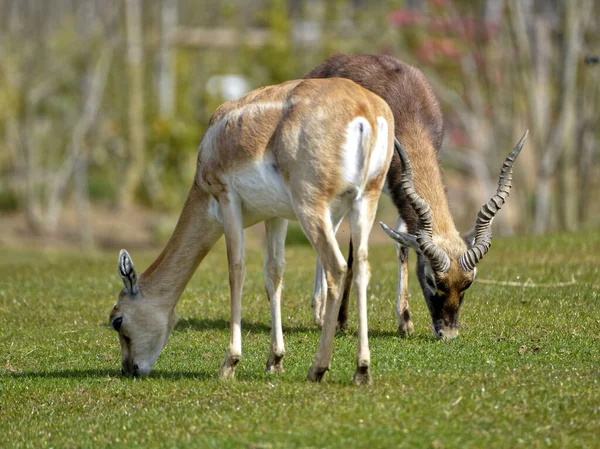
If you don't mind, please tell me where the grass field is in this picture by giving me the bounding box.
[1,231,599,448]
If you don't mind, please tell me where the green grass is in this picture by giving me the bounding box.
[1,231,599,448]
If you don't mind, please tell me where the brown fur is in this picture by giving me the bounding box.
[305,53,445,235]
[306,54,472,339]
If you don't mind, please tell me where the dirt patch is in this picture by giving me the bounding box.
[0,205,168,251]
[0,198,400,252]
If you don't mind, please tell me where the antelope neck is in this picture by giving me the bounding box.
[403,126,457,238]
[138,185,223,308]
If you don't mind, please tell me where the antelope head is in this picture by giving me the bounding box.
[109,250,176,377]
[381,132,527,339]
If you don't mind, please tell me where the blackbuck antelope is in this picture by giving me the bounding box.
[109,78,394,384]
[306,53,527,339]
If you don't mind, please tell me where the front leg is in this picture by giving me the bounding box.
[395,217,413,336]
[218,192,245,380]
[264,218,288,373]
[311,258,327,327]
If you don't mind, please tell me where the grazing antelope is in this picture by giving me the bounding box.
[306,53,527,339]
[109,77,394,384]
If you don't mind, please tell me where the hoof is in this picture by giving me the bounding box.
[336,319,348,333]
[353,365,372,386]
[266,353,285,373]
[307,365,328,382]
[398,319,414,337]
[219,365,236,380]
[219,355,239,380]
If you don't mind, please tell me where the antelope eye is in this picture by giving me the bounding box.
[437,284,450,295]
[112,317,123,331]
[426,277,436,290]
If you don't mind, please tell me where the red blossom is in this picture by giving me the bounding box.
[388,9,423,27]
[427,17,450,33]
[416,38,461,63]
[437,38,460,58]
[430,0,451,8]
[448,128,470,147]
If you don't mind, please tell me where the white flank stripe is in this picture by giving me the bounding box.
[368,116,389,180]
[342,117,371,186]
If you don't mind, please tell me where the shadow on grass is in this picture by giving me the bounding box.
[1,368,214,381]
[174,317,315,335]
[369,330,435,341]
[0,367,362,385]
[173,317,431,340]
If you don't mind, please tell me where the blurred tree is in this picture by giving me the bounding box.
[0,0,597,245]
[158,0,178,118]
[508,0,593,234]
[119,0,146,209]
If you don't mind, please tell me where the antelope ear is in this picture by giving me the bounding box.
[380,222,421,253]
[461,227,476,247]
[118,249,139,295]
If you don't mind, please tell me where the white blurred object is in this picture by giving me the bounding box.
[206,75,250,101]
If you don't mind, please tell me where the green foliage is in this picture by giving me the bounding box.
[1,232,599,448]
[0,183,18,211]
[249,0,298,85]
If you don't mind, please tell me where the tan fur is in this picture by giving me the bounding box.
[401,120,457,238]
[110,77,394,381]
[197,78,390,200]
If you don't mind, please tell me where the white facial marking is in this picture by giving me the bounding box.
[396,217,408,234]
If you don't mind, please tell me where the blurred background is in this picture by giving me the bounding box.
[0,0,598,251]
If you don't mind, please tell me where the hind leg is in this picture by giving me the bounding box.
[311,215,346,328]
[264,217,288,373]
[295,204,347,382]
[394,217,414,336]
[349,194,379,385]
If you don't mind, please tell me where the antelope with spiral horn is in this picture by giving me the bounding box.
[306,53,527,339]
[380,134,527,339]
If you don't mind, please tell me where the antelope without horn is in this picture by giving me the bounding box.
[306,53,527,339]
[109,77,394,384]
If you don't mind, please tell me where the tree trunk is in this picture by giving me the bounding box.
[158,0,177,118]
[119,0,145,209]
[75,154,95,250]
[45,46,113,231]
[577,62,599,225]
[555,0,590,232]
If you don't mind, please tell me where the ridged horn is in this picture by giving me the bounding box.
[459,130,528,272]
[394,138,450,273]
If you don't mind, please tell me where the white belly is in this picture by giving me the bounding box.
[228,160,297,222]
